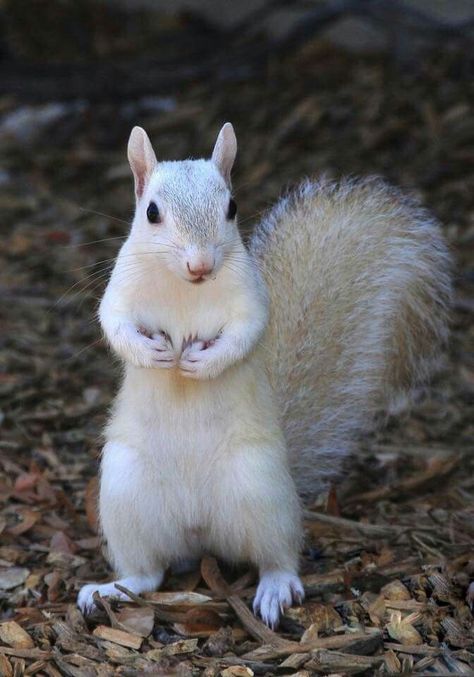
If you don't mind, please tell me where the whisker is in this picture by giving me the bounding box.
[64,337,104,362]
[52,265,115,309]
[79,207,132,227]
[61,235,128,249]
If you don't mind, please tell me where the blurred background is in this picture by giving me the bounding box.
[0,0,474,671]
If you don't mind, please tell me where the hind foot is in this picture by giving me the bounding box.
[77,572,163,616]
[253,569,304,628]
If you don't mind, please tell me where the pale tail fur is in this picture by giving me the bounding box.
[251,176,452,498]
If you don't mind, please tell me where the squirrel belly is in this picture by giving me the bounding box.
[103,350,301,567]
[252,176,452,499]
[91,216,304,627]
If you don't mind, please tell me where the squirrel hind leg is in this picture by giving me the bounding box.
[77,572,163,616]
[253,569,304,629]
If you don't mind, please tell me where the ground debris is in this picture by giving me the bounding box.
[0,26,473,676]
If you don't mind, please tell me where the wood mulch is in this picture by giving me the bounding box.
[0,37,473,676]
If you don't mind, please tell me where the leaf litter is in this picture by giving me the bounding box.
[0,33,473,677]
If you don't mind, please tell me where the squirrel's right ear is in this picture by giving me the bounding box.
[127,126,157,199]
[211,122,237,186]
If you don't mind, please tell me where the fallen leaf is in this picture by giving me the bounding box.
[173,607,224,637]
[7,508,40,536]
[14,472,40,493]
[49,531,78,555]
[115,606,155,637]
[0,621,34,649]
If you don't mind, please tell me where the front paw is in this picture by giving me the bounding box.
[130,329,176,369]
[179,338,218,380]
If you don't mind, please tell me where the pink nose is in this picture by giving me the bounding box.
[187,261,213,277]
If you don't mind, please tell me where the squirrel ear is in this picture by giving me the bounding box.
[127,126,157,199]
[211,122,237,186]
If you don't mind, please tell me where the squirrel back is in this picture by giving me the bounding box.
[251,177,452,498]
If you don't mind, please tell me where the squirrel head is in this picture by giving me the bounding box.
[127,123,239,284]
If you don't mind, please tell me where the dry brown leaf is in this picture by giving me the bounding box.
[115,606,154,637]
[13,472,40,493]
[173,607,223,637]
[7,508,40,536]
[49,531,78,555]
[0,621,34,649]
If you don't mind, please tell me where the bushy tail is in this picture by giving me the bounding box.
[250,177,452,498]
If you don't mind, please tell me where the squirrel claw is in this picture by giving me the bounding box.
[253,571,304,628]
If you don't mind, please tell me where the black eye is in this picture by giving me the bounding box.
[227,198,237,220]
[146,201,161,224]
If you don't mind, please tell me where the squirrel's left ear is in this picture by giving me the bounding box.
[211,122,237,186]
[128,126,157,199]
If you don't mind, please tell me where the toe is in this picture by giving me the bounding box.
[259,590,280,628]
[254,571,304,627]
[77,584,97,615]
[290,577,305,605]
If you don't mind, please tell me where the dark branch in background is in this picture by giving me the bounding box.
[0,0,473,102]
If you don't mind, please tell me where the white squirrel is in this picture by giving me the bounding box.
[77,123,451,627]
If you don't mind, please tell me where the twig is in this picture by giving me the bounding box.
[242,629,383,661]
[0,647,51,659]
[346,456,459,504]
[113,584,187,623]
[200,557,288,647]
[303,510,405,537]
[384,642,441,656]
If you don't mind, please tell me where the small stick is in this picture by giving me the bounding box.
[303,510,405,537]
[200,557,289,647]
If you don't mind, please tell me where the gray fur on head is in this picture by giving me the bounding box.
[151,160,228,245]
[126,123,240,281]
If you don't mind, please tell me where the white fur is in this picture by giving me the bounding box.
[78,126,303,624]
[78,573,163,616]
[78,131,451,626]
